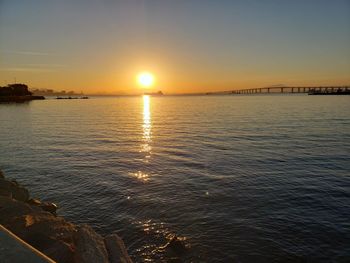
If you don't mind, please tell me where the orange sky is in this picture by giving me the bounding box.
[1,1,349,94]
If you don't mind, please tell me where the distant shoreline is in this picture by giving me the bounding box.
[0,84,45,103]
[0,95,45,103]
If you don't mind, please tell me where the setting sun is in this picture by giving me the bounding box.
[137,72,155,88]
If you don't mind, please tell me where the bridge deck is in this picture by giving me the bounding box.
[206,86,349,95]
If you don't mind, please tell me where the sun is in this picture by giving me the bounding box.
[137,72,154,88]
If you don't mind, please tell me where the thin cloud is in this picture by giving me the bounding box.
[1,50,53,56]
[24,63,67,68]
[0,63,67,72]
[0,67,57,72]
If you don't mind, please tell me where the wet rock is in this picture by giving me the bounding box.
[28,198,58,215]
[40,202,58,215]
[74,224,109,263]
[104,234,133,263]
[162,235,188,256]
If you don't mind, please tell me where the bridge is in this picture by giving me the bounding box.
[206,86,350,95]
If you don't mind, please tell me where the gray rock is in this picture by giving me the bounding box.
[104,234,133,263]
[74,224,109,263]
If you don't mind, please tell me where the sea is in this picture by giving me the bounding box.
[0,95,349,262]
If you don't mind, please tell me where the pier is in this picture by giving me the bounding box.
[206,86,350,95]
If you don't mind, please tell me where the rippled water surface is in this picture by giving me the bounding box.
[1,95,349,262]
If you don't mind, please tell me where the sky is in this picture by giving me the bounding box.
[0,0,350,94]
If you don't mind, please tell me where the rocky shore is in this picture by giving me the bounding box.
[0,170,133,263]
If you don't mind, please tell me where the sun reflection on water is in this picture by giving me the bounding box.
[130,171,150,182]
[143,95,151,140]
[132,95,152,182]
[141,95,152,156]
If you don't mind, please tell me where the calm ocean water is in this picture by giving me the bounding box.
[0,95,349,262]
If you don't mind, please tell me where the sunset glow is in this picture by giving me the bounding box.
[1,1,349,262]
[137,72,155,88]
[0,1,349,94]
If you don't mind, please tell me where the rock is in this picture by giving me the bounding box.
[40,202,58,215]
[28,199,58,215]
[104,234,133,263]
[28,198,42,206]
[11,179,19,186]
[0,170,4,178]
[0,196,40,225]
[4,212,76,248]
[0,178,15,197]
[0,188,12,198]
[74,224,109,263]
[43,240,75,263]
[11,182,30,202]
[0,174,134,263]
[0,177,29,202]
[0,197,77,257]
[33,214,75,243]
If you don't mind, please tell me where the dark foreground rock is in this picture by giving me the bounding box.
[104,234,133,263]
[0,171,133,263]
